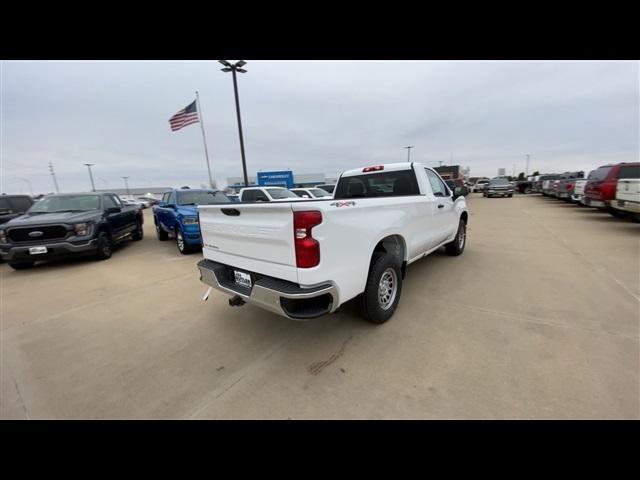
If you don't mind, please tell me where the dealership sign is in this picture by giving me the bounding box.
[257,171,294,188]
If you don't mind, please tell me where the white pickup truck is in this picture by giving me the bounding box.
[197,163,469,323]
[610,178,640,222]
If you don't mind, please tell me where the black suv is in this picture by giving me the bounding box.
[0,193,144,270]
[0,194,34,225]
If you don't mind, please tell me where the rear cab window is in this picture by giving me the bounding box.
[334,169,420,199]
[617,165,640,179]
[591,166,613,182]
[8,196,33,212]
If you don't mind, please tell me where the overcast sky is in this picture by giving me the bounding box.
[1,60,638,194]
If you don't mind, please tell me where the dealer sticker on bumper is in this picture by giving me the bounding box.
[29,246,48,255]
[234,270,252,288]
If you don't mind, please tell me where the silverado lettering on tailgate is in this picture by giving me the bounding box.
[207,223,279,238]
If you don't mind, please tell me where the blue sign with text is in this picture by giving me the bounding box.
[257,171,294,188]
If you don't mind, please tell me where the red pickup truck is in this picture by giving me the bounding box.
[582,162,640,217]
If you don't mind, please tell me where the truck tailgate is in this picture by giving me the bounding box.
[574,180,587,196]
[198,203,298,283]
[617,179,640,202]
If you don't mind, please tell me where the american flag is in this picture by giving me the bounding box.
[169,100,199,131]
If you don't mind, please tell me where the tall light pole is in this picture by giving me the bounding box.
[48,162,60,193]
[220,60,249,187]
[84,163,96,192]
[526,154,530,176]
[403,145,414,162]
[15,177,34,196]
[122,176,130,197]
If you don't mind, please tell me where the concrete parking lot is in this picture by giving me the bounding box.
[1,194,638,419]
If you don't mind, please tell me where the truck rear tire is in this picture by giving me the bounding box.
[155,219,168,241]
[132,221,144,241]
[358,252,403,324]
[445,219,467,256]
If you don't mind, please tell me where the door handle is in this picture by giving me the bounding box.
[437,204,444,208]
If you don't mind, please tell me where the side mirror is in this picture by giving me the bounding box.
[158,201,167,207]
[453,186,468,199]
[106,206,121,214]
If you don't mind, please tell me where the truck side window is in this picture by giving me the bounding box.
[242,190,254,202]
[0,198,11,212]
[8,197,32,212]
[167,192,175,205]
[425,169,448,197]
[111,195,122,206]
[104,195,118,209]
[255,191,269,202]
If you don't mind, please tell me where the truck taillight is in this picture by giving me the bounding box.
[363,165,384,172]
[600,181,616,200]
[566,182,574,192]
[294,211,322,268]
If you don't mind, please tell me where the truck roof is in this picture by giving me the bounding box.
[341,162,419,178]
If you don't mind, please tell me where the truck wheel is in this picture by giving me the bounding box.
[95,231,113,260]
[175,228,192,254]
[445,219,467,256]
[9,261,35,270]
[358,252,403,324]
[508,194,513,198]
[132,221,144,241]
[155,220,168,241]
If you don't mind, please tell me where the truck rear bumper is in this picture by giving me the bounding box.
[581,197,606,208]
[197,259,339,320]
[611,199,640,213]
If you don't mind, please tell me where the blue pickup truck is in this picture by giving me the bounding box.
[153,188,231,254]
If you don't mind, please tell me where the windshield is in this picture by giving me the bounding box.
[309,188,330,197]
[489,179,511,186]
[177,190,230,205]
[590,167,612,182]
[266,189,298,199]
[29,195,101,213]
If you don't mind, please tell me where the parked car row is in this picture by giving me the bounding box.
[0,193,144,269]
[534,163,639,221]
[1,166,472,326]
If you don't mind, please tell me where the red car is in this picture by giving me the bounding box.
[582,162,640,217]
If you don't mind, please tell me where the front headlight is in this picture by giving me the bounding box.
[0,230,6,244]
[183,217,199,225]
[74,222,92,236]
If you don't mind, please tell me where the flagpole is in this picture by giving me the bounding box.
[195,91,215,189]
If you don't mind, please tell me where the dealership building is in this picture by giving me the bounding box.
[225,171,335,193]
